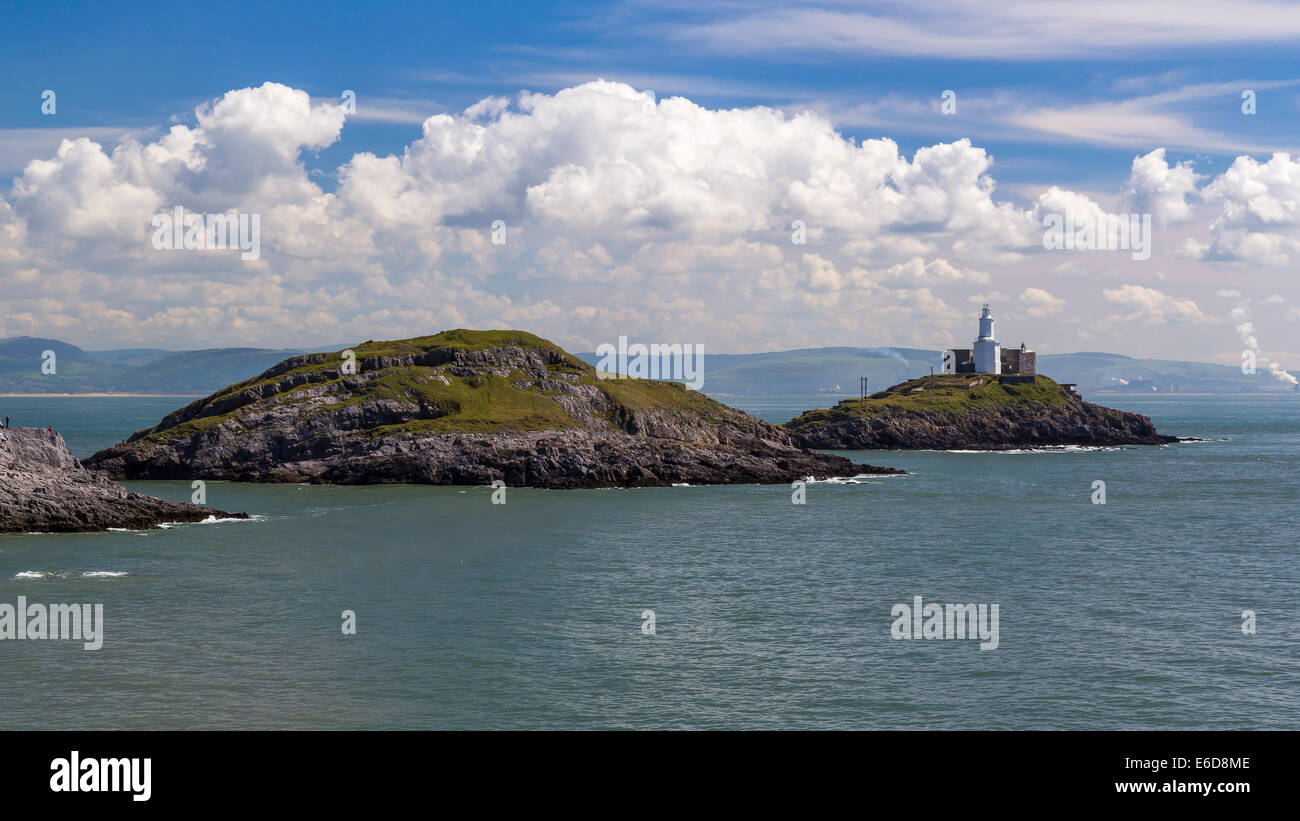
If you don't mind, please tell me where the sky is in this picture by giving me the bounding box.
[0,1,1297,380]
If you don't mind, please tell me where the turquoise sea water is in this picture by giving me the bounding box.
[0,393,1296,729]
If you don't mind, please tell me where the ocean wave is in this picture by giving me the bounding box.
[161,514,264,526]
[197,514,263,524]
[14,570,61,579]
[81,571,129,578]
[939,445,1122,454]
[803,473,904,484]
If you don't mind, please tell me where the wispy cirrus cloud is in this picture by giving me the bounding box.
[1004,80,1300,154]
[792,79,1300,155]
[311,95,448,125]
[665,0,1300,60]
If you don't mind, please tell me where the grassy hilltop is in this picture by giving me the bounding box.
[124,329,724,446]
[782,373,1174,450]
[786,373,1072,426]
[86,329,892,487]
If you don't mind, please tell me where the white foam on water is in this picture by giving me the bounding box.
[81,571,129,578]
[198,515,244,524]
[14,570,61,579]
[939,445,1121,454]
[166,514,264,526]
[802,473,903,484]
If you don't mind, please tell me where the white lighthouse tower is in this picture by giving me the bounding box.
[972,304,1001,374]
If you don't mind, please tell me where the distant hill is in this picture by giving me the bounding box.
[0,337,106,393]
[0,336,97,366]
[111,348,306,392]
[576,347,937,396]
[578,347,1292,396]
[1,334,1289,396]
[0,336,307,393]
[89,348,178,368]
[1037,351,1287,394]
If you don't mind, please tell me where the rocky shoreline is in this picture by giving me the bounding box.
[783,374,1178,450]
[1,427,246,533]
[90,426,891,489]
[85,330,902,488]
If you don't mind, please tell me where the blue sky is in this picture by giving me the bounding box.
[7,1,1297,188]
[1,1,1298,378]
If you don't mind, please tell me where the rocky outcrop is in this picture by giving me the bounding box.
[783,374,1178,450]
[0,427,246,533]
[85,330,901,488]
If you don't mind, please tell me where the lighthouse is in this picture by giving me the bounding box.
[942,305,1034,376]
[972,304,1001,374]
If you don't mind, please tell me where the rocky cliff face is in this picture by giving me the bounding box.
[0,427,245,533]
[85,330,900,488]
[783,374,1177,450]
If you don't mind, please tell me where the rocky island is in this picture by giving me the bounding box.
[85,330,900,488]
[783,373,1178,450]
[0,426,245,533]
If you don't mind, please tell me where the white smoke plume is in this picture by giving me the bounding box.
[1268,361,1298,386]
[1230,302,1297,386]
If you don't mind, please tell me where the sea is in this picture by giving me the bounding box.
[0,392,1296,730]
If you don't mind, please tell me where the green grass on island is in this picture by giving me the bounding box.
[784,373,1074,427]
[204,329,587,401]
[123,329,735,443]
